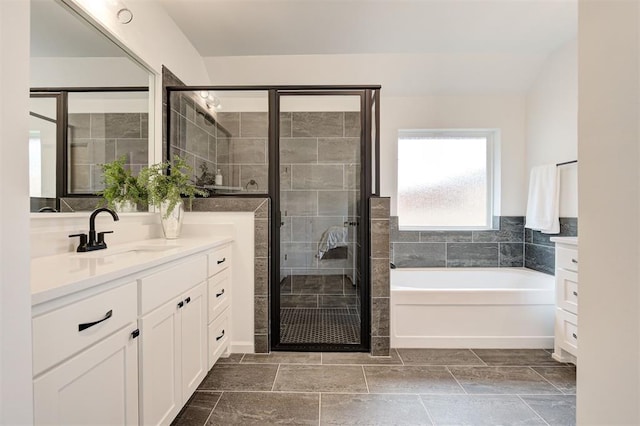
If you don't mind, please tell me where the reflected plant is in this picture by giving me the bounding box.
[99,155,147,210]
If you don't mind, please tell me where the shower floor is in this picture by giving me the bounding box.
[280,307,360,344]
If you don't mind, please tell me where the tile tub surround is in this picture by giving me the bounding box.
[390,216,525,268]
[525,217,578,275]
[189,197,270,353]
[172,348,575,426]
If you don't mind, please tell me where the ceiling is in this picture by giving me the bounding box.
[158,0,577,57]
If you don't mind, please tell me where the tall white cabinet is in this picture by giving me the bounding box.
[551,236,578,365]
[31,239,233,426]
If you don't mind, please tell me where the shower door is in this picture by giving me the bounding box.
[273,91,368,351]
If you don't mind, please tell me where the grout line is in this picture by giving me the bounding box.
[362,366,370,393]
[396,348,405,365]
[468,349,488,366]
[417,394,437,426]
[271,364,281,392]
[318,392,322,426]
[445,366,468,395]
[518,395,551,426]
[201,390,223,426]
[528,366,564,393]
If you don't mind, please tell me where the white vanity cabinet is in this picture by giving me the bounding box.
[32,282,140,425]
[551,237,578,365]
[31,237,234,426]
[138,256,208,426]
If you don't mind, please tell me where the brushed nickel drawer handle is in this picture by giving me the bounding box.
[216,289,225,298]
[78,310,113,332]
[216,330,225,341]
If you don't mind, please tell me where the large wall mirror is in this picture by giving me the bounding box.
[30,0,153,213]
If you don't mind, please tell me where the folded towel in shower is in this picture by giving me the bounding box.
[525,164,560,234]
[318,226,348,259]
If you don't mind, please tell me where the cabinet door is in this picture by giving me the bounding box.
[139,297,182,426]
[180,282,207,400]
[33,325,139,425]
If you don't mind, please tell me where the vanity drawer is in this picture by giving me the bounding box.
[32,281,137,376]
[208,308,230,369]
[556,269,578,315]
[557,247,579,272]
[557,309,578,356]
[208,244,231,277]
[139,255,207,314]
[208,269,231,323]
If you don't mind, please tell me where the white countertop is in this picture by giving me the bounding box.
[31,236,232,306]
[550,236,578,246]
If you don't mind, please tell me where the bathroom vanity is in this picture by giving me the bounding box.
[551,236,578,365]
[30,236,232,425]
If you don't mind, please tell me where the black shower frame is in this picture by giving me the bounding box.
[166,85,381,352]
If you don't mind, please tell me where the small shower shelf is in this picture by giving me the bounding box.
[203,185,244,193]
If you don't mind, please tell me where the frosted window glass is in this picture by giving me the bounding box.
[398,136,489,228]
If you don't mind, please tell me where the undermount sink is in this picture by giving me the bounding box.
[75,244,182,259]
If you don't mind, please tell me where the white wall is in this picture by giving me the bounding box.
[0,0,33,423]
[382,95,527,215]
[31,57,149,87]
[577,0,640,424]
[206,55,529,216]
[526,39,578,217]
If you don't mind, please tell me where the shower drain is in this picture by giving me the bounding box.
[280,308,360,344]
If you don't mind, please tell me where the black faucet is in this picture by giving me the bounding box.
[69,208,120,252]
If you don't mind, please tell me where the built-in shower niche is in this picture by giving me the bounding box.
[169,90,269,194]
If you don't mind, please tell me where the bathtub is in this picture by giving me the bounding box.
[391,268,555,349]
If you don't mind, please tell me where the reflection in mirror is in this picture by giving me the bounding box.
[30,0,153,212]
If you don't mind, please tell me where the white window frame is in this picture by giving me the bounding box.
[397,129,500,231]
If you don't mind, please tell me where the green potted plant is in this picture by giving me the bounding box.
[99,156,147,212]
[138,156,207,238]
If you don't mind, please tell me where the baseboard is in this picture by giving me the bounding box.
[230,341,254,353]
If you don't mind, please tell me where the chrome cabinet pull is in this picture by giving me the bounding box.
[78,310,113,332]
[216,330,225,341]
[216,289,225,298]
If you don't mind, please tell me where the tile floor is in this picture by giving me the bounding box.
[172,348,576,426]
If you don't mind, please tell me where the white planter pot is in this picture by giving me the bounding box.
[160,200,184,239]
[114,200,137,213]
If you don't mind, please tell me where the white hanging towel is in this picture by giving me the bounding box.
[318,226,348,259]
[525,165,560,234]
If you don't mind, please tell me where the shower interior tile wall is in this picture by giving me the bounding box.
[68,113,148,193]
[391,216,578,276]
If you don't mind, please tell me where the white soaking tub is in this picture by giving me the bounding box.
[390,268,555,349]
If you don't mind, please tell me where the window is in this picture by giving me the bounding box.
[397,129,498,230]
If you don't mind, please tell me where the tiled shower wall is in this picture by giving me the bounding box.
[280,111,361,279]
[68,113,148,193]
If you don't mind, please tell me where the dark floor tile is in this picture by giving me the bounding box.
[364,366,463,394]
[521,394,576,426]
[397,348,485,366]
[322,349,403,365]
[273,365,367,392]
[421,394,545,426]
[448,366,560,394]
[207,392,319,425]
[215,353,244,364]
[241,352,322,364]
[321,393,431,425]
[532,366,576,394]
[198,364,278,391]
[472,349,562,366]
[171,391,221,426]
